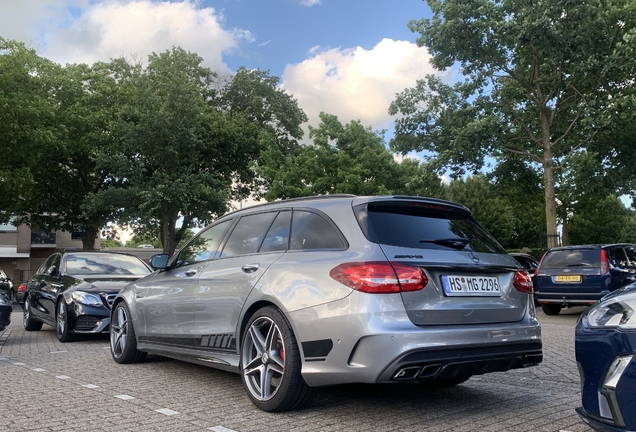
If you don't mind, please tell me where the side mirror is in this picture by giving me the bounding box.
[48,266,59,277]
[150,254,170,270]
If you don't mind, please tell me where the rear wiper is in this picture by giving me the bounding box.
[567,263,593,267]
[419,237,469,250]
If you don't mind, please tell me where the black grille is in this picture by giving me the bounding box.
[74,316,99,331]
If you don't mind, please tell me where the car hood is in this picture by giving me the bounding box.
[68,275,145,293]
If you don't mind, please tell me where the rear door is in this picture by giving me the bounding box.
[194,211,288,350]
[354,199,526,326]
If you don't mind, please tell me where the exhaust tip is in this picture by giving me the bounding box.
[393,366,422,380]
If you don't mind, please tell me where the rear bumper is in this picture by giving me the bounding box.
[289,292,542,387]
[376,341,542,382]
[536,291,608,306]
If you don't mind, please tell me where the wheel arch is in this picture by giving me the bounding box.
[238,300,287,352]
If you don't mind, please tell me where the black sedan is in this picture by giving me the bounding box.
[576,283,636,431]
[0,267,14,302]
[0,291,11,331]
[23,251,151,342]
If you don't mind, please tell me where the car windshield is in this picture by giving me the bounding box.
[66,254,151,276]
[540,249,600,269]
[354,201,506,253]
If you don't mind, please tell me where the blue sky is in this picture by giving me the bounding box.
[0,0,447,134]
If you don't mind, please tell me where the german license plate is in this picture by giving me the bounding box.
[441,275,501,296]
[554,275,581,283]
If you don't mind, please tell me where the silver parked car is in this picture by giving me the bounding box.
[110,195,542,411]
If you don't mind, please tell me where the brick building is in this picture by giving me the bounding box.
[0,220,100,282]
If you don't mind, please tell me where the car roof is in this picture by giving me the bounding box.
[222,194,471,218]
[547,243,636,251]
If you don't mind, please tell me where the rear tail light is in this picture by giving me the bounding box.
[600,249,609,275]
[330,261,428,294]
[17,283,26,292]
[513,270,533,294]
[535,252,547,277]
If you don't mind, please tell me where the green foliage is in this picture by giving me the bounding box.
[258,113,445,200]
[0,39,132,249]
[100,238,123,248]
[569,195,636,245]
[110,50,307,255]
[390,0,636,246]
[446,175,514,246]
[489,157,545,248]
[124,233,162,249]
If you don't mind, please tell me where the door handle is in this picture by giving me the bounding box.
[241,263,260,273]
[184,269,198,277]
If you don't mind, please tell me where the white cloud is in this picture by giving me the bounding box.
[298,0,321,6]
[0,0,248,71]
[280,38,447,132]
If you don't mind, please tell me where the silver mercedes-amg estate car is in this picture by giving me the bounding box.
[109,195,542,411]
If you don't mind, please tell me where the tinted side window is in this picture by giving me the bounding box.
[609,248,628,269]
[177,220,232,267]
[290,211,345,250]
[540,249,600,269]
[260,211,291,253]
[221,213,277,258]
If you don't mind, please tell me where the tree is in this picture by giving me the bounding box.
[257,113,445,200]
[1,38,131,249]
[0,38,57,222]
[390,0,636,248]
[116,50,307,255]
[488,157,545,249]
[446,175,514,247]
[569,195,634,245]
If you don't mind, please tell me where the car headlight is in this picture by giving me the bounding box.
[71,291,103,307]
[587,291,636,329]
[0,293,10,306]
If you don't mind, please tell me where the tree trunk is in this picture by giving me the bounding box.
[81,226,99,250]
[561,206,569,246]
[160,200,178,256]
[542,147,559,249]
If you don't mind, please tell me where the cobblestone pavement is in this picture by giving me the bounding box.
[0,304,593,432]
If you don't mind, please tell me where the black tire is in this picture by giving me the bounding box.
[110,302,147,364]
[542,304,562,315]
[241,306,314,412]
[56,300,77,342]
[23,297,42,331]
[419,376,471,388]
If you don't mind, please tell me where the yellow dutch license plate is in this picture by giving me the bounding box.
[555,275,581,283]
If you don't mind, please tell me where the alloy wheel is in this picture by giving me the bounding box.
[23,298,30,327]
[110,305,128,359]
[242,316,286,401]
[57,301,66,336]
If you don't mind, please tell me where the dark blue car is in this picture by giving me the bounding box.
[575,283,636,431]
[535,244,636,315]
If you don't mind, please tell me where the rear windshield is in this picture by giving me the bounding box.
[354,201,506,253]
[540,249,600,269]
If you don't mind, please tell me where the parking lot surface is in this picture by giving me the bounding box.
[0,305,592,432]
